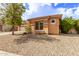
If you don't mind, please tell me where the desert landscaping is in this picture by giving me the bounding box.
[0,33,79,56]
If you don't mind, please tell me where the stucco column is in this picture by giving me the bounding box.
[43,19,49,34]
[31,24,35,34]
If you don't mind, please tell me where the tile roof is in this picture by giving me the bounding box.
[27,14,62,21]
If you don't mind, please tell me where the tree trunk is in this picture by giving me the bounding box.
[12,25,15,35]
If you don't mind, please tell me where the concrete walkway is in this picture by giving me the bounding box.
[0,51,19,56]
[0,32,11,36]
[0,31,24,36]
[0,31,24,56]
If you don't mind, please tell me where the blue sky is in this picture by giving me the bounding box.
[22,3,79,20]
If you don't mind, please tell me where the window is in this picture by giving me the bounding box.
[51,19,56,24]
[35,22,39,30]
[35,21,43,30]
[51,19,55,23]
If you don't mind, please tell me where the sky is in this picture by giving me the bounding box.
[22,3,79,20]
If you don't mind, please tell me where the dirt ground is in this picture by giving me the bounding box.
[0,34,79,56]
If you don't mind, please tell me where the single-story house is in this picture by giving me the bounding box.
[27,14,62,35]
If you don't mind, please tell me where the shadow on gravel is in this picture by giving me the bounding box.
[14,34,60,44]
[60,34,79,37]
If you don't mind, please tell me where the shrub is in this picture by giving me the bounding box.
[25,26,31,34]
[61,17,75,33]
[75,20,79,34]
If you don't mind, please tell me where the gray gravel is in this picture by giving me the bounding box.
[0,34,79,56]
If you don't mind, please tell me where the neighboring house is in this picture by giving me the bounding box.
[18,25,26,31]
[27,14,62,35]
[0,24,16,32]
[68,28,77,34]
[0,25,2,31]
[0,20,27,32]
[0,22,3,31]
[18,21,28,31]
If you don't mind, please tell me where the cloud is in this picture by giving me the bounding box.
[57,8,66,14]
[22,3,74,20]
[54,3,58,6]
[22,3,79,20]
[23,3,26,7]
[65,8,73,17]
[22,3,52,20]
[23,3,51,15]
[74,7,79,15]
[57,8,74,18]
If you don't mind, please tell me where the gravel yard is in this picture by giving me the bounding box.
[0,34,79,56]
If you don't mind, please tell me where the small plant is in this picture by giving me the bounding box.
[25,26,31,34]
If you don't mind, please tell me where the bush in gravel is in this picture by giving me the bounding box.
[25,26,31,34]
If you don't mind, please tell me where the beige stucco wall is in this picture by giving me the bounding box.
[43,19,49,34]
[30,20,35,34]
[48,18,60,34]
